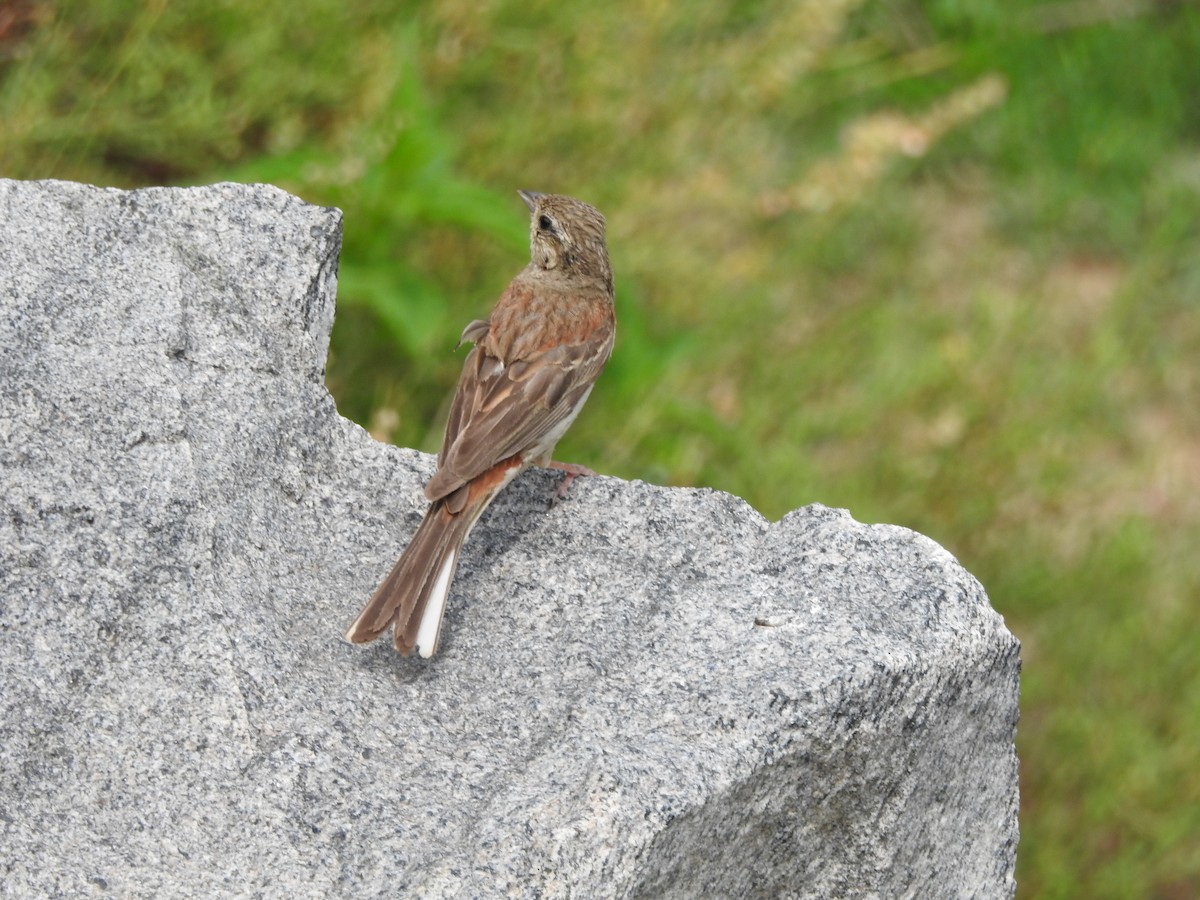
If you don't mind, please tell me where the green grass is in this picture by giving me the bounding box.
[3,1,1199,895]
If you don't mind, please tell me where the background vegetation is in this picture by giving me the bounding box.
[3,0,1197,895]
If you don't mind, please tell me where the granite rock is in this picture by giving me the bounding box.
[0,179,1019,898]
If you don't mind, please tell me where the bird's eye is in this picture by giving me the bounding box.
[537,214,554,232]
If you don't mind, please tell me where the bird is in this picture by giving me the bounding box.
[344,190,616,657]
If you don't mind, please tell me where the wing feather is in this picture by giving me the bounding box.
[425,315,613,502]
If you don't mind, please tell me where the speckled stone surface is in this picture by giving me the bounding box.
[0,179,1019,898]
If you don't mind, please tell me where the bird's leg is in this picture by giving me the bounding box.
[547,461,597,500]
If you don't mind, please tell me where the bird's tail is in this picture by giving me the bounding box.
[345,496,487,657]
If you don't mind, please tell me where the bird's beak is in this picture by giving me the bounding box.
[518,190,545,212]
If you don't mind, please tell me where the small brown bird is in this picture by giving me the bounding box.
[345,191,616,657]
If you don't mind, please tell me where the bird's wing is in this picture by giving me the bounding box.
[425,312,614,504]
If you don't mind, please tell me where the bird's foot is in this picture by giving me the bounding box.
[547,461,596,502]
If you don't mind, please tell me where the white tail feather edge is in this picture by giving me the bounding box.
[415,549,458,658]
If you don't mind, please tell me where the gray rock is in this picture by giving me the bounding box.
[0,179,1019,898]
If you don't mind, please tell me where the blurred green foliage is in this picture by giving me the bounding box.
[3,0,1198,895]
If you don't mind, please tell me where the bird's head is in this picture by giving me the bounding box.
[519,190,612,292]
